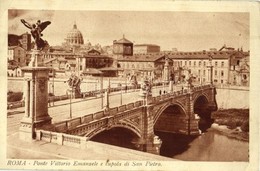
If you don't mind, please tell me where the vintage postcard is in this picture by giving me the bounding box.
[0,0,259,171]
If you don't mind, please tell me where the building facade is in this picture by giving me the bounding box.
[168,47,249,86]
[8,46,27,67]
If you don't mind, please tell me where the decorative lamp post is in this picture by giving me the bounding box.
[67,88,73,119]
[51,67,55,105]
[207,54,213,85]
[119,83,123,105]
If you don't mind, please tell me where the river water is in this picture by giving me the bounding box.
[91,128,249,161]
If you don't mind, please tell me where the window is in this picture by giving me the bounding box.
[189,61,191,66]
[203,61,206,66]
[221,70,224,77]
[215,61,218,67]
[185,61,187,66]
[198,70,201,75]
[221,61,224,67]
[203,70,206,76]
[199,61,201,66]
[215,70,217,76]
[194,61,196,66]
[221,80,223,84]
[180,61,182,66]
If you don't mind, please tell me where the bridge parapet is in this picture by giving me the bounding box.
[36,129,88,149]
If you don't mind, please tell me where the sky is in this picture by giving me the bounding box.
[8,10,249,51]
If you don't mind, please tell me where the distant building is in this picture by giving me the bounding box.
[113,35,133,56]
[133,44,160,54]
[78,49,115,77]
[8,46,27,67]
[113,36,169,79]
[20,32,31,51]
[168,45,250,86]
[117,53,172,80]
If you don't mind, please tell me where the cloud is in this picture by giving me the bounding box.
[8,9,27,20]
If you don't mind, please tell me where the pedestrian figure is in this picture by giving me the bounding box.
[182,86,184,92]
[163,90,166,94]
[159,90,162,95]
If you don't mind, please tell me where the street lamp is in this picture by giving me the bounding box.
[100,75,103,109]
[67,88,73,119]
[118,83,123,105]
[207,55,213,85]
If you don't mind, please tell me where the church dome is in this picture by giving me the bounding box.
[65,23,84,45]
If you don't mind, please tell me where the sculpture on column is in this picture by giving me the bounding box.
[21,19,51,50]
[67,74,82,98]
[21,19,51,67]
[140,76,152,97]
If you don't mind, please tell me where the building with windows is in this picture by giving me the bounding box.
[8,46,27,67]
[168,46,249,86]
[112,36,172,80]
[77,49,115,76]
[117,53,173,80]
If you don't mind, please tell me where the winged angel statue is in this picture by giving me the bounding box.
[21,19,51,50]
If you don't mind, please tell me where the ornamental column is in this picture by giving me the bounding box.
[19,50,52,141]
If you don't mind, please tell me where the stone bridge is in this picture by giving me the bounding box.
[50,84,217,154]
[19,55,217,155]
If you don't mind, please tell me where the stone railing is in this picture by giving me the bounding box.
[150,84,212,104]
[35,129,88,149]
[53,100,144,132]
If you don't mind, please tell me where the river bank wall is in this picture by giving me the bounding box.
[215,86,249,109]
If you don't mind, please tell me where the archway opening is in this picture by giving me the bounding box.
[154,104,197,157]
[194,95,213,132]
[90,127,139,150]
[154,104,186,134]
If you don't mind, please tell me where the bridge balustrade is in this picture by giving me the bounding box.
[36,130,87,149]
[109,107,118,115]
[118,105,126,112]
[93,111,105,120]
[126,103,135,110]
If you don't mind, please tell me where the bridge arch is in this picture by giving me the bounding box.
[154,102,187,125]
[85,122,141,140]
[193,94,210,119]
[193,94,213,132]
[154,103,187,134]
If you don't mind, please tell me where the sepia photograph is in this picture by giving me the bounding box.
[1,0,259,171]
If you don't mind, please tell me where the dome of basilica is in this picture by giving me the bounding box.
[65,23,84,45]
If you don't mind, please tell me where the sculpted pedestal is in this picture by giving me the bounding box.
[19,53,52,141]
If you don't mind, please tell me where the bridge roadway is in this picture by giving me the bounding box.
[7,84,188,136]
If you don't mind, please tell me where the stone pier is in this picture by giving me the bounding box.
[19,50,52,141]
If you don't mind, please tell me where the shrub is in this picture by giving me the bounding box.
[241,120,249,132]
[7,92,23,102]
